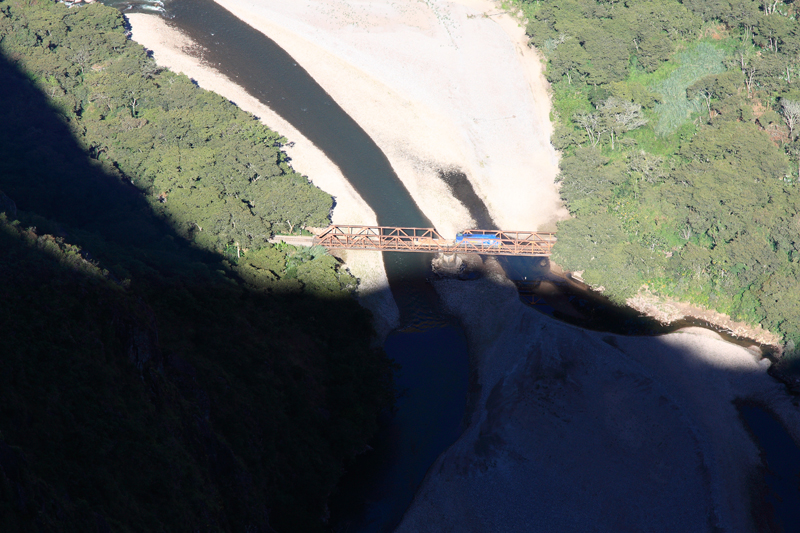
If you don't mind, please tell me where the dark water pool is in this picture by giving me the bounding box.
[330,324,468,532]
[738,403,800,532]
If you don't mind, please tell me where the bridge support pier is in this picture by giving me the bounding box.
[432,252,464,278]
[441,253,459,265]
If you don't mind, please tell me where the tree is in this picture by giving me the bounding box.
[549,38,589,84]
[552,213,643,301]
[609,82,659,110]
[637,34,674,73]
[69,46,92,77]
[623,0,701,40]
[667,122,789,243]
[745,62,758,96]
[583,31,631,85]
[687,73,744,123]
[573,111,606,147]
[557,147,627,215]
[786,140,800,179]
[599,97,647,149]
[551,120,588,150]
[761,0,782,16]
[681,0,729,22]
[628,151,666,184]
[680,121,788,178]
[754,51,793,93]
[755,13,789,53]
[726,0,761,41]
[780,98,800,140]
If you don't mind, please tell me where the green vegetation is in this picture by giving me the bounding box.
[0,1,393,531]
[519,0,800,346]
[651,43,726,135]
[2,0,332,249]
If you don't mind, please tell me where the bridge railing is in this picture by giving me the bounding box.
[312,225,556,256]
[458,229,556,256]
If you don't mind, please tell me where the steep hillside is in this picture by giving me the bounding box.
[0,1,393,531]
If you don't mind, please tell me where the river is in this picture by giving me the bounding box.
[108,0,800,530]
[118,0,472,530]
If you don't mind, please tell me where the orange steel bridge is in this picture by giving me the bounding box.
[312,225,556,257]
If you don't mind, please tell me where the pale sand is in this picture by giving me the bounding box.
[628,292,782,348]
[395,276,800,532]
[126,13,399,337]
[208,0,568,236]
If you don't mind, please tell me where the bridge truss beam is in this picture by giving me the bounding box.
[312,225,555,256]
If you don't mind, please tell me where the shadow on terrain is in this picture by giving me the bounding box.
[2,25,799,533]
[738,401,800,530]
[161,0,448,325]
[0,50,392,533]
[436,168,496,230]
[385,264,800,532]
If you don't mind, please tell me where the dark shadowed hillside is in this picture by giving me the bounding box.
[0,1,393,531]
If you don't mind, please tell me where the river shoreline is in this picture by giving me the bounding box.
[126,12,401,340]
[392,271,800,532]
[564,268,782,351]
[627,291,783,350]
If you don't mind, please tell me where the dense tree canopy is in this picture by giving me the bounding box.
[513,0,800,345]
[0,0,332,250]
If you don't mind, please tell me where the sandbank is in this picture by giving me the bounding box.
[395,275,800,532]
[207,0,568,236]
[126,13,399,338]
[628,292,782,348]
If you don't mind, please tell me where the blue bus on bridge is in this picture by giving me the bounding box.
[455,232,502,248]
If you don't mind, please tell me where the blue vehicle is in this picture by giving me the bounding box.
[455,232,502,248]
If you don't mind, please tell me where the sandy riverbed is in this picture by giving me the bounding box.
[205,0,567,236]
[393,273,800,532]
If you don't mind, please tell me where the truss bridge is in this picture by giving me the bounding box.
[312,225,556,257]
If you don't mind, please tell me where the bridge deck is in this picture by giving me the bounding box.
[312,225,555,256]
